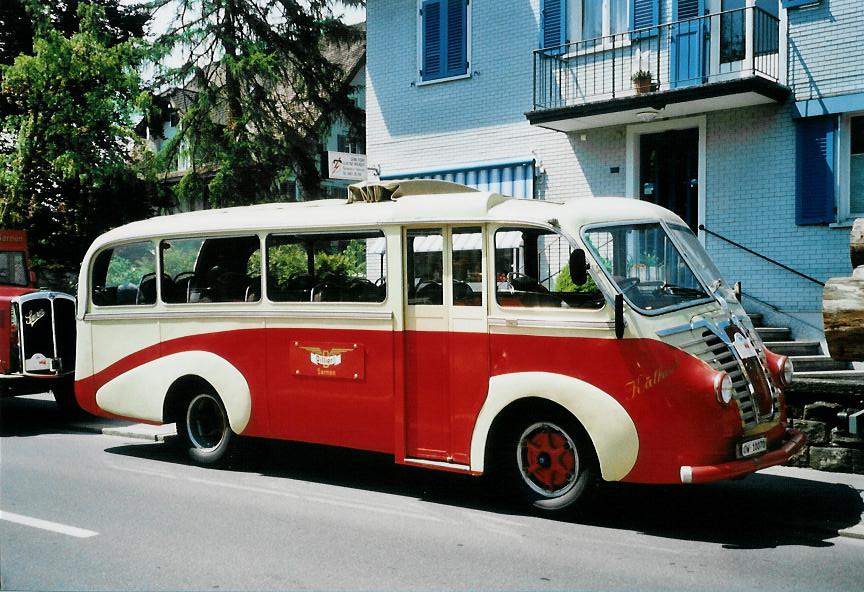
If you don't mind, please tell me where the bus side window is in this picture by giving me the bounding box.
[267,231,386,303]
[406,229,443,305]
[452,227,482,307]
[495,227,603,309]
[91,241,156,307]
[161,236,260,304]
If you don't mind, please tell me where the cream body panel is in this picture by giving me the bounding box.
[95,351,251,433]
[469,372,639,482]
[73,319,93,381]
[89,319,160,375]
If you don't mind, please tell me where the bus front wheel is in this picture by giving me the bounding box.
[178,391,235,466]
[501,415,597,514]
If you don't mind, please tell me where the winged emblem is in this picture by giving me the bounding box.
[300,346,353,368]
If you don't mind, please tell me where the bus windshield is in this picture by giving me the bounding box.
[0,250,28,286]
[582,222,712,314]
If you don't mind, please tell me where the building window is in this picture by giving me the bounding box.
[569,0,631,43]
[845,114,864,219]
[419,0,469,82]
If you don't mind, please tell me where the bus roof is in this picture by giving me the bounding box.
[87,186,686,253]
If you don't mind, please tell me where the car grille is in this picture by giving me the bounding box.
[19,293,76,375]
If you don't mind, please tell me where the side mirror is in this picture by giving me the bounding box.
[615,294,625,339]
[569,249,588,286]
[733,281,742,301]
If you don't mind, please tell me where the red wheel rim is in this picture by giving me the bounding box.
[517,422,578,497]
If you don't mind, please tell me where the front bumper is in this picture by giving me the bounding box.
[1,372,71,398]
[679,428,806,484]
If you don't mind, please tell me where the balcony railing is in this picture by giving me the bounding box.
[533,6,781,111]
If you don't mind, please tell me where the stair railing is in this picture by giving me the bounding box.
[699,224,825,287]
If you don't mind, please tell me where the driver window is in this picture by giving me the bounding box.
[495,227,603,309]
[91,241,156,306]
[406,228,443,305]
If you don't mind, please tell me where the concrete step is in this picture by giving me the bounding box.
[792,370,864,383]
[747,313,764,327]
[790,355,853,372]
[765,340,823,356]
[756,327,792,342]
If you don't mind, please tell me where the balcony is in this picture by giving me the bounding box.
[528,7,789,132]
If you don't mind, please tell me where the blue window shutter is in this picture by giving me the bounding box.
[422,0,443,80]
[796,116,837,225]
[540,0,566,49]
[632,0,659,30]
[444,0,467,77]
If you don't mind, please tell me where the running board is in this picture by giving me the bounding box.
[401,457,478,475]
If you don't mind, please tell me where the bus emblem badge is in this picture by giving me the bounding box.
[25,309,46,327]
[301,346,352,368]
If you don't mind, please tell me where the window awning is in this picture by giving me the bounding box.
[381,159,535,199]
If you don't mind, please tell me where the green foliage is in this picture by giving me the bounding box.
[0,2,166,287]
[105,243,155,287]
[266,238,366,286]
[555,266,599,294]
[149,0,365,207]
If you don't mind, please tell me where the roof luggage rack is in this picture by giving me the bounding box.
[347,179,478,203]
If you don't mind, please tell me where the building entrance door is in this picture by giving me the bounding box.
[639,128,699,232]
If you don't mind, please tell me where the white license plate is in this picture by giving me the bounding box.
[741,437,767,458]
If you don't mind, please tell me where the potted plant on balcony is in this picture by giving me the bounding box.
[631,70,653,94]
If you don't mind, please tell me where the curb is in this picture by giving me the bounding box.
[101,424,177,442]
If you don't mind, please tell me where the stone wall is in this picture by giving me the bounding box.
[786,390,864,474]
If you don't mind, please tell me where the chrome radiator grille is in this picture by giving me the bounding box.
[678,328,778,429]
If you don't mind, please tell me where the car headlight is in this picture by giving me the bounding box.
[714,372,734,406]
[780,356,794,387]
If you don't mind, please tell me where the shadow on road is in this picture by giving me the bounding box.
[0,394,111,437]
[103,435,863,549]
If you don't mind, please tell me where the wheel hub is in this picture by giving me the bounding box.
[517,422,579,497]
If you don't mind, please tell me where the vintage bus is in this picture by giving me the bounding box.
[74,180,804,513]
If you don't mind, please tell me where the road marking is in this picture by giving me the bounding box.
[107,462,178,480]
[0,511,98,538]
[187,476,300,499]
[310,496,443,523]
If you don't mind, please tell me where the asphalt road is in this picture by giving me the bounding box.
[1,395,863,591]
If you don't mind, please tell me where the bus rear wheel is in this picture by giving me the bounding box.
[501,415,597,514]
[178,391,234,466]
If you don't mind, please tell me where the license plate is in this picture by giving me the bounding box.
[741,437,767,458]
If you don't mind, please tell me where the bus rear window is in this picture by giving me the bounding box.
[91,242,157,306]
[266,231,386,303]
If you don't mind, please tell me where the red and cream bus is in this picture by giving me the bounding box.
[75,180,804,513]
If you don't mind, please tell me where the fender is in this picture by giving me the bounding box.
[95,351,251,434]
[469,372,639,481]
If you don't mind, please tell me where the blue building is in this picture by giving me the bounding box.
[365,0,863,343]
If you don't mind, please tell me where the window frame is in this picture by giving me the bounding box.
[265,229,388,305]
[89,240,159,309]
[567,0,632,44]
[838,111,864,223]
[416,0,472,86]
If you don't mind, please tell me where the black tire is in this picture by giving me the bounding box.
[52,378,85,417]
[496,412,597,515]
[177,390,235,466]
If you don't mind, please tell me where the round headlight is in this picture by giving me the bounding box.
[714,372,734,406]
[781,357,794,387]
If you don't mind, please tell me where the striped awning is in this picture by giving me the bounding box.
[381,159,535,199]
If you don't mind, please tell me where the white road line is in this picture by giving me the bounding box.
[0,511,98,539]
[186,476,300,499]
[310,496,443,523]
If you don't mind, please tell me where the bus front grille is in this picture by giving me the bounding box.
[680,328,779,429]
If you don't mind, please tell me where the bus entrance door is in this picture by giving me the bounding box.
[404,226,489,465]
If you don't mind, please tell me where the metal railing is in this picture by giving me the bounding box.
[533,6,781,111]
[699,224,825,287]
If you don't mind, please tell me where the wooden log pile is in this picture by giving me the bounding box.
[823,219,864,361]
